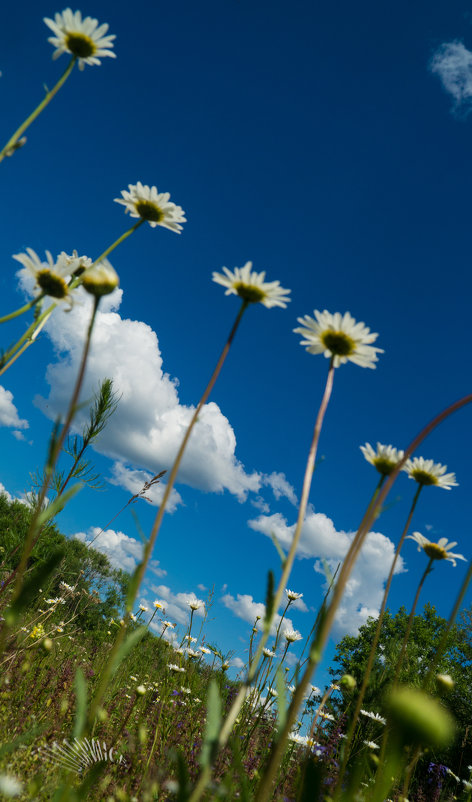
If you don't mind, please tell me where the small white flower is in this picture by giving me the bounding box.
[139,604,149,613]
[406,532,466,567]
[162,621,175,629]
[43,9,116,70]
[81,259,119,297]
[114,182,186,232]
[184,635,197,642]
[174,648,184,655]
[294,310,383,369]
[363,740,380,750]
[263,648,276,658]
[310,685,321,696]
[186,648,200,658]
[153,600,163,609]
[288,685,296,693]
[199,646,211,654]
[180,686,191,694]
[13,248,74,302]
[188,599,204,611]
[136,685,146,696]
[317,710,335,721]
[283,627,303,644]
[212,261,290,308]
[404,457,458,490]
[0,774,23,797]
[267,687,278,697]
[360,442,405,476]
[360,709,386,725]
[285,588,303,602]
[167,664,185,673]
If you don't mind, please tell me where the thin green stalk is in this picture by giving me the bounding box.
[251,391,472,802]
[334,483,423,796]
[10,297,100,601]
[188,359,336,802]
[392,556,434,687]
[0,294,43,325]
[0,56,76,163]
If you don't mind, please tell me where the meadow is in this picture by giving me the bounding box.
[1,6,472,801]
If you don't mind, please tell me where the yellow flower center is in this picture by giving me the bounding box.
[65,33,96,58]
[410,469,438,486]
[37,269,68,299]
[373,457,397,476]
[423,543,448,561]
[135,200,164,223]
[233,282,266,303]
[320,330,356,356]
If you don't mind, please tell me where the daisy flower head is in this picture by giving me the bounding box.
[285,588,303,602]
[43,9,116,70]
[294,310,383,368]
[404,457,458,490]
[188,599,203,612]
[263,648,276,658]
[406,532,466,567]
[283,627,303,644]
[212,262,291,308]
[360,442,405,476]
[114,182,186,232]
[13,247,76,302]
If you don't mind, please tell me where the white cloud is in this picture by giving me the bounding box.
[248,507,404,636]
[149,584,205,626]
[73,526,143,573]
[0,385,29,431]
[0,482,13,502]
[430,40,472,113]
[262,472,297,505]
[21,281,262,502]
[251,496,271,513]
[230,656,245,669]
[221,592,295,636]
[108,462,182,513]
[149,559,167,578]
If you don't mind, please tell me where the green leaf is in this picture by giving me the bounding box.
[37,483,82,526]
[110,626,146,676]
[264,570,275,633]
[6,548,65,624]
[73,668,88,739]
[125,562,143,613]
[270,531,286,567]
[200,679,222,768]
[176,749,190,802]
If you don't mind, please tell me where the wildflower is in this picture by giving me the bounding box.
[404,457,458,490]
[13,248,75,302]
[386,686,456,748]
[310,685,321,695]
[283,627,303,644]
[30,624,45,640]
[167,664,185,673]
[184,635,197,642]
[153,600,163,609]
[58,250,92,277]
[199,646,211,654]
[59,581,77,592]
[212,261,290,308]
[363,740,380,750]
[0,774,23,797]
[406,532,466,567]
[56,626,64,633]
[221,661,230,671]
[188,599,204,611]
[130,676,138,682]
[139,604,149,613]
[162,621,176,629]
[317,710,335,721]
[360,442,405,476]
[360,709,386,725]
[186,649,200,658]
[174,648,184,656]
[285,588,303,602]
[136,685,146,696]
[81,260,119,297]
[268,687,278,698]
[180,686,191,694]
[43,9,116,70]
[114,182,186,232]
[436,674,455,691]
[463,780,472,791]
[263,648,276,658]
[294,310,383,368]
[288,685,296,693]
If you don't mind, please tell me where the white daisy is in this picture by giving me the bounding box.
[360,442,405,476]
[188,600,203,611]
[283,627,303,644]
[114,182,186,232]
[43,9,116,70]
[294,310,383,368]
[13,248,74,301]
[406,532,466,567]
[360,709,386,725]
[212,261,290,308]
[363,740,380,750]
[263,648,276,658]
[285,588,303,602]
[167,664,185,673]
[403,457,458,490]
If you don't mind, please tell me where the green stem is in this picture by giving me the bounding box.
[93,219,145,264]
[0,294,43,325]
[188,359,336,802]
[0,56,77,163]
[334,483,423,796]
[392,556,434,687]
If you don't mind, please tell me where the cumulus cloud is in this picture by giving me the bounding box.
[231,656,245,669]
[73,526,143,573]
[221,592,296,636]
[149,584,206,626]
[0,385,29,431]
[16,279,264,503]
[108,462,182,513]
[248,507,404,635]
[262,472,297,505]
[430,40,472,114]
[0,482,13,502]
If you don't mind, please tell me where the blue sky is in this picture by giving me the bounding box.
[1,0,472,685]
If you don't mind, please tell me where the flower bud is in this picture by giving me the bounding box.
[386,686,455,748]
[436,673,454,692]
[82,260,119,297]
[340,674,357,691]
